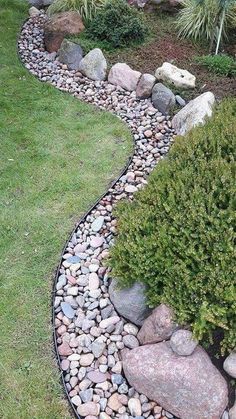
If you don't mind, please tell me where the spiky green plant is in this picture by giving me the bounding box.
[215,0,236,54]
[47,0,106,23]
[176,0,236,53]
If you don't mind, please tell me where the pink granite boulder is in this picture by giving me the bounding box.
[108,63,141,91]
[123,341,228,419]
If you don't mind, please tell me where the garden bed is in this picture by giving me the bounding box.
[72,11,236,101]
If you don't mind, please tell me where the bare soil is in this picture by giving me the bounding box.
[107,11,236,101]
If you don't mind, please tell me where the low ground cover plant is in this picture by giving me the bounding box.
[86,0,148,48]
[196,54,236,76]
[110,99,236,354]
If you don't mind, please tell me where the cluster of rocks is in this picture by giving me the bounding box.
[18,9,235,419]
[122,305,228,419]
[28,8,216,137]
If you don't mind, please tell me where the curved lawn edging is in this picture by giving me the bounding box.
[18,12,176,419]
[51,158,134,419]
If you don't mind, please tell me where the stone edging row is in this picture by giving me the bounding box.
[18,12,177,419]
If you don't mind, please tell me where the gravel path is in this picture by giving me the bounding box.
[18,12,176,419]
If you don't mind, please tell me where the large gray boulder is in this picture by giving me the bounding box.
[123,342,228,419]
[79,48,107,81]
[223,351,236,378]
[172,92,215,136]
[136,73,156,99]
[109,278,151,326]
[152,83,175,115]
[108,63,141,91]
[155,62,196,89]
[137,304,177,345]
[58,39,83,70]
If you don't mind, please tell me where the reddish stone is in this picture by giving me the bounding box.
[87,370,109,383]
[137,304,176,345]
[44,11,85,52]
[67,274,77,285]
[58,342,73,356]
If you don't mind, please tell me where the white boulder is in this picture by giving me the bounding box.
[172,92,215,136]
[155,62,196,89]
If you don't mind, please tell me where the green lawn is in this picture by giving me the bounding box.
[0,1,132,418]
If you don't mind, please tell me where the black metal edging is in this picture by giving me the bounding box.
[17,15,135,419]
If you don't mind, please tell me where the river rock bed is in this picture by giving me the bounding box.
[18,12,177,419]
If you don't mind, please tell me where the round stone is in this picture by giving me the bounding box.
[87,371,108,383]
[77,402,100,416]
[88,272,99,290]
[125,185,138,193]
[170,329,198,356]
[90,236,104,248]
[128,398,142,416]
[58,342,73,356]
[107,393,122,412]
[144,130,152,138]
[71,395,81,406]
[61,359,70,371]
[223,351,236,378]
[100,317,120,329]
[80,353,94,367]
[123,335,139,349]
[111,374,124,385]
[124,323,139,336]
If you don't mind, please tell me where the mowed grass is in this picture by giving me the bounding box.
[0,1,132,418]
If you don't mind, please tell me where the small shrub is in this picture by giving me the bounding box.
[109,99,236,354]
[47,0,106,23]
[86,0,148,48]
[196,54,236,76]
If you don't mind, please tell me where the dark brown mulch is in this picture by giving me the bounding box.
[107,12,236,101]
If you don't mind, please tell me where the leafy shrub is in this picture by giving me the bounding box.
[109,99,236,354]
[196,54,236,76]
[47,0,106,23]
[86,0,148,48]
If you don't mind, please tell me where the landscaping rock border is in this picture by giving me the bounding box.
[19,12,176,419]
[18,11,226,419]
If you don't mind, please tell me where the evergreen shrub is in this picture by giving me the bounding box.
[86,0,148,48]
[109,99,236,354]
